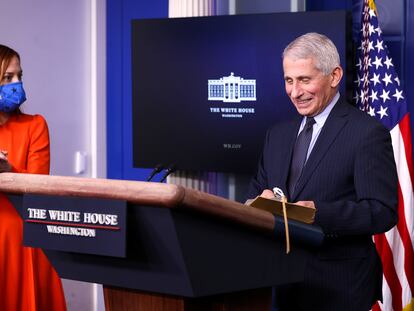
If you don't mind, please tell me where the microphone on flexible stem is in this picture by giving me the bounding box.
[159,164,177,183]
[146,164,164,182]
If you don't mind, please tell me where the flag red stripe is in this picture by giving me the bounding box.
[375,234,403,311]
[396,182,414,295]
[372,302,381,311]
[398,114,414,186]
[396,115,414,302]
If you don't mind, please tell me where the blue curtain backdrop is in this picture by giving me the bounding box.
[106,0,168,180]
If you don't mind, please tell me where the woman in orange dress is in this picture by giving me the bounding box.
[0,44,66,310]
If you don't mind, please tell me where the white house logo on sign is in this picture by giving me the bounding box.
[208,73,257,119]
[208,72,256,103]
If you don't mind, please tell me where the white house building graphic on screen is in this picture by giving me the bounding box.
[208,72,256,103]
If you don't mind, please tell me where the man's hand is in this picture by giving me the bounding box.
[245,189,275,205]
[260,189,275,199]
[0,150,12,173]
[295,201,316,222]
[295,201,315,209]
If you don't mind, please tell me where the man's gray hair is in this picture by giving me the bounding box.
[282,32,340,75]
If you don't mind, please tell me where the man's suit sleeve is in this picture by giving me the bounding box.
[314,123,398,236]
[247,129,271,199]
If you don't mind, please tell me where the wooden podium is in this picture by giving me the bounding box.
[0,173,318,311]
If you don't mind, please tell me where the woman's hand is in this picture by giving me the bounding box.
[0,150,12,173]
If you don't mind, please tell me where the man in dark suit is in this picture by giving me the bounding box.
[247,33,398,310]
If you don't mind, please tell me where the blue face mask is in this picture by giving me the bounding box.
[0,81,27,112]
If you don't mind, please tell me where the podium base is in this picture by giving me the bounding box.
[104,286,272,311]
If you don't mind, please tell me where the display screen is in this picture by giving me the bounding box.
[132,11,351,173]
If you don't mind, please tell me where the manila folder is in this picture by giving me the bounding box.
[248,196,315,224]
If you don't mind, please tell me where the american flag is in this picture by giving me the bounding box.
[355,0,414,310]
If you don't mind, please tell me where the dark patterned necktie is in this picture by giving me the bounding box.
[288,117,316,197]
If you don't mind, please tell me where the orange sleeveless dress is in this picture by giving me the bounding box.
[0,113,66,310]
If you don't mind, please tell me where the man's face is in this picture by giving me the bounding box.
[283,57,342,117]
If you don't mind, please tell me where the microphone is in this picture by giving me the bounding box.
[146,164,164,181]
[159,164,177,183]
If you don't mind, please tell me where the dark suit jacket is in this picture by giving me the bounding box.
[248,99,398,311]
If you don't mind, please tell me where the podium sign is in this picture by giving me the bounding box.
[23,194,127,257]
